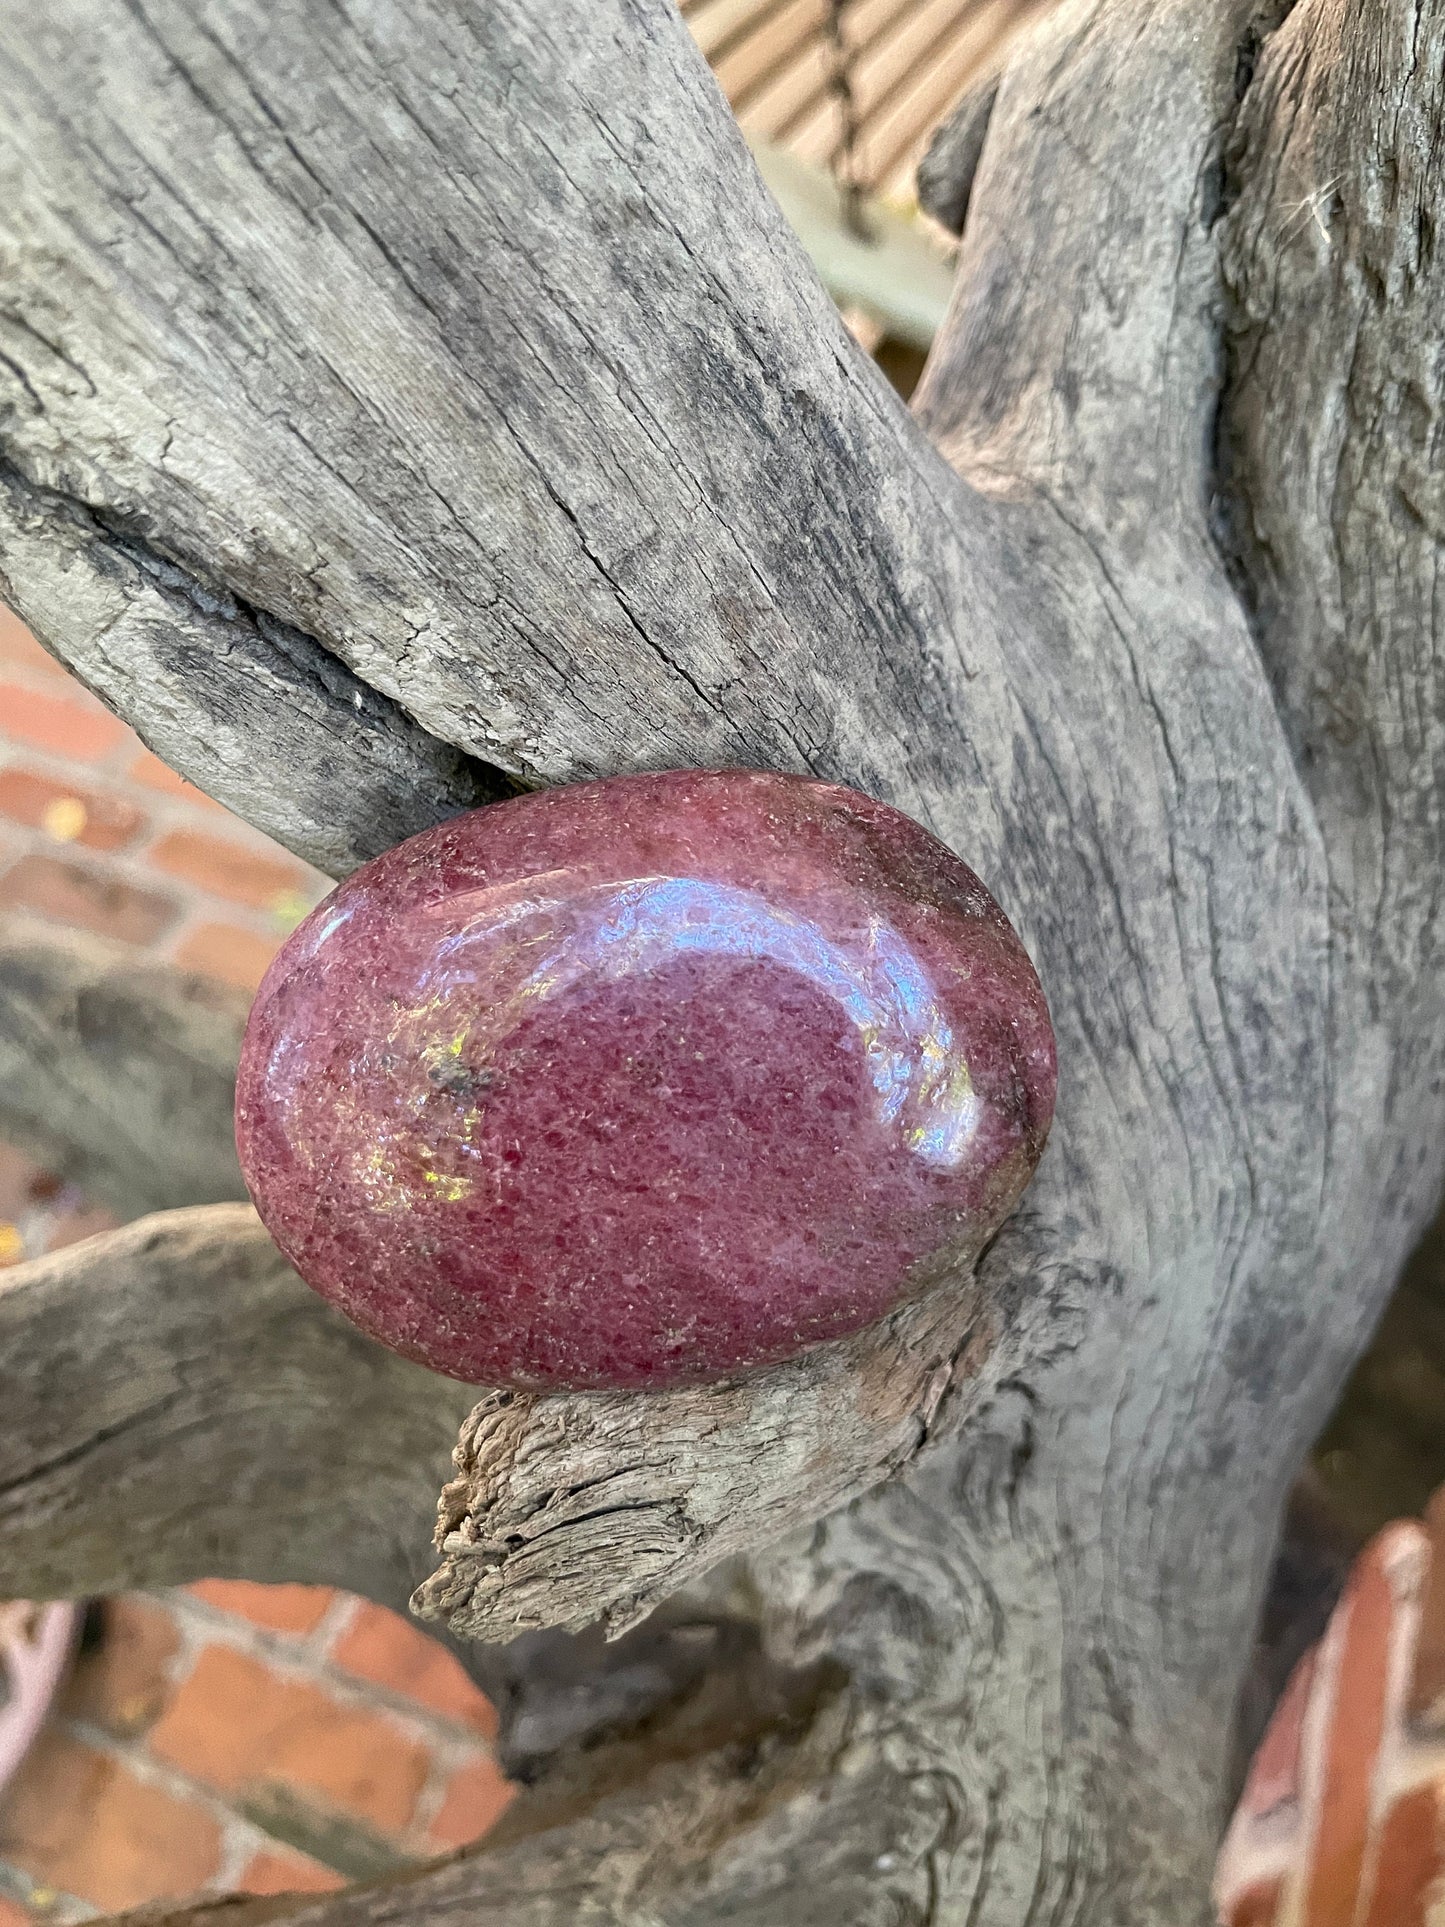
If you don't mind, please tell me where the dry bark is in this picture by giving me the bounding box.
[0,1206,470,1605]
[0,0,1442,1920]
[0,468,509,880]
[416,1257,995,1644]
[0,1206,752,1778]
[0,917,248,1217]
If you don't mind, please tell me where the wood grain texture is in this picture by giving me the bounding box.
[0,1204,761,1778]
[0,917,249,1217]
[0,0,1443,1919]
[0,1205,471,1605]
[0,0,1000,807]
[0,464,509,879]
[415,1258,992,1643]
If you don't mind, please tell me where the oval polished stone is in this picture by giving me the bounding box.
[235,770,1056,1389]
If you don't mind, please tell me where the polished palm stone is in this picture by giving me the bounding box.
[235,769,1056,1390]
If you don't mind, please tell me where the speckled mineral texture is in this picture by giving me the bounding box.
[235,770,1056,1390]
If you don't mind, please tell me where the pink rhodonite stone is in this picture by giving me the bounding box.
[235,770,1056,1390]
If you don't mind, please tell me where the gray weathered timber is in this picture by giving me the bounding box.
[0,1206,749,1776]
[415,1251,992,1643]
[0,1207,472,1605]
[0,917,249,1217]
[0,0,1006,805]
[0,466,509,878]
[0,0,1442,1921]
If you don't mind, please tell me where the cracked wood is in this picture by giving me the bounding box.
[1,0,1444,1920]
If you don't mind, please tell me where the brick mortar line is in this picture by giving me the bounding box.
[0,809,325,952]
[0,734,331,880]
[0,777,326,904]
[408,1750,489,1849]
[63,1705,463,1880]
[0,790,302,886]
[211,1817,290,1899]
[300,1589,510,1819]
[151,1591,501,1852]
[0,658,263,825]
[0,686,188,801]
[299,1593,362,1665]
[0,1856,96,1923]
[153,1592,501,1769]
[54,1711,387,1895]
[158,902,291,976]
[0,812,317,919]
[0,833,275,971]
[57,1716,315,1866]
[0,655,256,826]
[0,737,327,872]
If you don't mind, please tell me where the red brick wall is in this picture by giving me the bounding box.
[1,609,512,1911]
[0,606,328,996]
[0,1585,513,1916]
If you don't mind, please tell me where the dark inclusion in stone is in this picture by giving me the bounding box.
[235,769,1056,1391]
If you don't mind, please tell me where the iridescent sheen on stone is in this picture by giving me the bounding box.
[235,770,1056,1390]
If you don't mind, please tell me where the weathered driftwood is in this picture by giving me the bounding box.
[0,1206,751,1777]
[416,1255,994,1643]
[0,917,248,1217]
[0,467,509,880]
[0,1206,469,1605]
[0,0,1442,1919]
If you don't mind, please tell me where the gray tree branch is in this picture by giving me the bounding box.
[0,1204,750,1781]
[0,917,247,1218]
[0,0,1003,814]
[415,1252,995,1644]
[0,1205,469,1606]
[0,465,509,879]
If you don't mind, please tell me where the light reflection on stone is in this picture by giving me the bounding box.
[396,875,981,1173]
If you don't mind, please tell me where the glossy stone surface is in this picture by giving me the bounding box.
[235,770,1056,1390]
